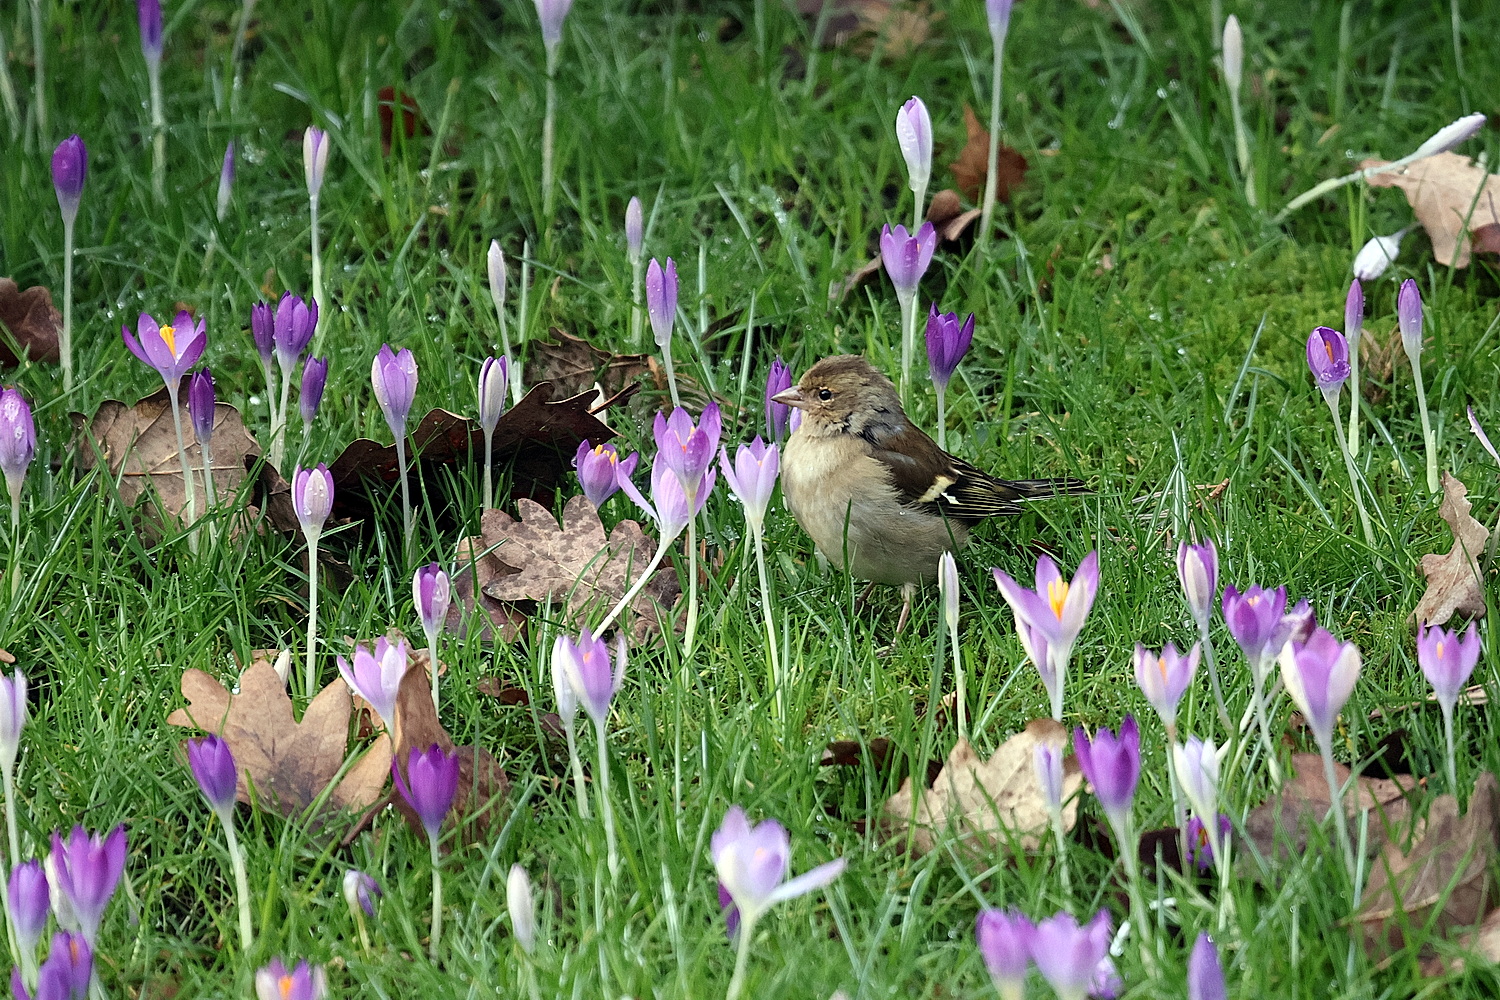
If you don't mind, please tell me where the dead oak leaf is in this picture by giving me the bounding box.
[165,661,391,818]
[1413,472,1489,626]
[950,104,1028,204]
[882,719,1081,857]
[1362,153,1500,268]
[0,279,62,366]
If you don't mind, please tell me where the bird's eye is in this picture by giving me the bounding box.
[817,388,833,401]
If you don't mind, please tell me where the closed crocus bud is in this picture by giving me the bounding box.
[879,223,938,302]
[1033,741,1064,812]
[1352,231,1405,281]
[625,197,644,265]
[336,637,407,733]
[254,959,328,1000]
[719,438,779,534]
[186,734,238,823]
[926,308,976,391]
[392,745,460,843]
[1345,279,1364,349]
[413,564,450,646]
[137,0,163,66]
[371,344,418,439]
[51,135,87,227]
[8,860,50,960]
[975,908,1032,1000]
[216,141,235,221]
[300,357,328,427]
[1177,538,1217,629]
[533,0,574,53]
[1030,910,1113,1000]
[1306,326,1350,401]
[939,551,960,631]
[1073,716,1140,834]
[506,864,536,954]
[894,96,932,198]
[765,357,792,442]
[0,670,26,776]
[1172,736,1221,832]
[291,464,334,544]
[249,303,275,370]
[0,389,37,504]
[487,240,506,314]
[1408,112,1488,161]
[478,356,508,433]
[303,127,330,200]
[556,627,626,727]
[342,870,381,918]
[273,292,318,371]
[1397,278,1423,360]
[573,440,635,508]
[986,0,1015,45]
[188,369,215,447]
[646,257,678,348]
[1188,933,1229,1000]
[1221,14,1243,92]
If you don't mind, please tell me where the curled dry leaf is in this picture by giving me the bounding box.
[0,279,62,366]
[1412,472,1489,627]
[881,719,1081,858]
[166,660,392,819]
[525,328,654,401]
[1420,905,1500,976]
[1358,772,1500,960]
[1361,153,1500,268]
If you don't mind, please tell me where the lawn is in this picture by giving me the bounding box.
[1,0,1499,997]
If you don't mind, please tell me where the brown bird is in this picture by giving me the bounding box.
[773,355,1086,631]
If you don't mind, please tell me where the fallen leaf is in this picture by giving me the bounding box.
[1420,906,1500,975]
[0,279,62,366]
[72,387,262,538]
[165,661,391,818]
[881,719,1081,858]
[1362,153,1500,268]
[926,189,982,243]
[950,104,1028,204]
[1413,472,1490,626]
[525,329,654,401]
[477,678,529,705]
[821,736,944,788]
[1360,324,1403,405]
[796,0,940,60]
[377,86,424,155]
[1358,772,1500,959]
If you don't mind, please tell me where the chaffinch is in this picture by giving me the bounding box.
[773,354,1086,631]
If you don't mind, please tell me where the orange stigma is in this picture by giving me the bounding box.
[1046,579,1069,619]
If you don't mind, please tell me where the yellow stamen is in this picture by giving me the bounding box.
[1046,579,1069,620]
[159,324,178,357]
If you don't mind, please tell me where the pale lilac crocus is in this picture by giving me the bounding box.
[993,551,1100,721]
[1029,910,1112,1000]
[881,221,938,403]
[507,864,536,955]
[558,627,626,875]
[124,310,207,529]
[1222,583,1289,783]
[187,735,253,948]
[894,96,932,226]
[1418,621,1482,794]
[765,358,792,443]
[1307,325,1375,545]
[647,258,682,406]
[1177,538,1230,730]
[414,564,451,711]
[337,637,408,734]
[372,344,419,555]
[1173,737,1223,868]
[1279,626,1361,875]
[574,441,635,509]
[216,141,235,223]
[478,354,510,510]
[1033,740,1071,891]
[1398,278,1440,492]
[626,198,646,347]
[254,959,327,1000]
[712,806,846,1000]
[1188,933,1228,1000]
[975,908,1031,1000]
[1345,277,1366,456]
[303,126,331,326]
[0,390,36,587]
[51,134,86,393]
[649,404,719,653]
[293,464,334,696]
[981,0,1016,236]
[47,826,126,946]
[533,0,572,221]
[550,634,590,820]
[926,307,975,449]
[138,0,166,204]
[1133,642,1199,733]
[8,860,49,976]
[393,745,459,957]
[722,438,784,715]
[343,869,381,953]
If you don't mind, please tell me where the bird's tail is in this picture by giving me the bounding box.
[998,477,1091,499]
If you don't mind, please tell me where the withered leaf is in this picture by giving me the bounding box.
[524,329,653,401]
[165,661,391,818]
[882,719,1081,858]
[796,0,940,60]
[821,736,944,788]
[1420,905,1500,975]
[377,85,425,156]
[1362,153,1500,268]
[1413,472,1490,626]
[926,189,982,243]
[1358,772,1499,959]
[0,279,62,366]
[950,104,1028,205]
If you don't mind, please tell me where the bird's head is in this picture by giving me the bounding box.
[772,355,903,437]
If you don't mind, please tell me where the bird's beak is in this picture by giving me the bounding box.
[772,386,807,409]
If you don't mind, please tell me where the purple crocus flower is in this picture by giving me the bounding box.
[188,369,215,447]
[646,258,677,349]
[47,826,127,945]
[51,136,87,227]
[336,637,407,733]
[413,564,450,648]
[249,303,275,371]
[254,959,327,1000]
[1185,814,1232,872]
[122,311,207,388]
[987,0,1016,42]
[765,358,792,443]
[879,223,938,302]
[1345,279,1364,350]
[1132,641,1199,730]
[533,0,574,51]
[371,345,418,439]
[1306,326,1350,402]
[1398,277,1424,358]
[300,357,328,427]
[25,932,91,1000]
[0,670,25,775]
[993,551,1100,719]
[554,627,626,727]
[1417,622,1482,718]
[216,141,235,221]
[1221,584,1288,667]
[1277,627,1360,749]
[719,438,779,534]
[342,870,381,918]
[1188,933,1229,1000]
[895,97,932,198]
[137,0,163,66]
[617,455,710,543]
[478,356,508,433]
[654,404,722,496]
[273,292,318,374]
[8,860,50,960]
[186,734,238,823]
[625,197,644,264]
[0,389,37,503]
[573,441,635,508]
[710,806,846,933]
[1281,597,1316,645]
[1029,909,1113,1000]
[1176,538,1217,630]
[975,909,1032,1000]
[717,881,740,940]
[925,308,975,391]
[303,128,330,200]
[291,464,334,544]
[1073,717,1140,834]
[392,745,460,843]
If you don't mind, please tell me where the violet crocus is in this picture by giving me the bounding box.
[1029,910,1112,1000]
[394,745,459,957]
[557,627,626,874]
[895,96,932,227]
[413,565,450,711]
[574,441,634,509]
[300,356,327,430]
[47,826,126,946]
[722,438,784,716]
[712,806,846,1000]
[1133,642,1199,733]
[880,222,938,404]
[647,257,682,407]
[1345,277,1366,457]
[343,869,380,953]
[651,403,721,651]
[1398,278,1440,492]
[337,637,407,735]
[9,859,49,978]
[1279,627,1361,876]
[993,551,1100,721]
[1177,538,1229,730]
[477,354,510,510]
[216,141,235,223]
[372,344,419,557]
[1186,814,1232,873]
[1307,326,1375,546]
[124,310,207,530]
[292,464,334,695]
[51,134,86,394]
[926,307,975,449]
[27,931,91,1000]
[0,389,36,590]
[254,959,327,1000]
[273,293,317,385]
[1223,583,1289,782]
[975,908,1031,1000]
[303,127,331,323]
[1188,933,1228,1000]
[765,357,792,443]
[250,302,277,430]
[1074,717,1140,838]
[1417,621,1482,794]
[187,735,253,949]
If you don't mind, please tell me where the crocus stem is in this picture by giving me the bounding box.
[1048,801,1071,895]
[523,960,542,1000]
[979,31,1004,240]
[61,219,74,395]
[166,383,200,548]
[2,760,17,875]
[725,913,758,1000]
[563,718,590,819]
[304,538,320,696]
[948,601,966,744]
[428,835,443,959]
[1347,341,1361,459]
[396,435,413,566]
[1440,700,1458,795]
[1277,153,1437,222]
[220,816,255,951]
[1249,656,1284,785]
[751,528,783,721]
[541,46,558,230]
[310,195,325,343]
[148,62,165,205]
[1164,727,1187,858]
[27,0,45,139]
[630,259,645,350]
[273,364,294,470]
[9,493,19,600]
[1228,82,1254,207]
[428,641,440,715]
[682,516,699,664]
[1321,390,1377,546]
[912,179,927,233]
[482,426,495,511]
[935,384,947,451]
[201,443,216,516]
[1409,357,1440,493]
[1318,740,1357,885]
[595,534,675,636]
[1198,625,1233,735]
[353,908,371,954]
[228,0,257,114]
[661,340,682,409]
[898,293,917,407]
[594,718,619,877]
[1113,815,1153,953]
[262,363,278,445]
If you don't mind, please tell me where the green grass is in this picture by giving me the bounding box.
[2,0,1500,996]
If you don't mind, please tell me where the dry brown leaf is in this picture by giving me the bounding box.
[1413,472,1490,626]
[0,279,62,366]
[1358,772,1500,959]
[165,661,391,818]
[881,719,1081,857]
[950,104,1028,204]
[797,0,939,59]
[72,388,261,537]
[1420,905,1500,975]
[1243,753,1420,870]
[525,329,653,401]
[1362,153,1500,268]
[926,189,982,243]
